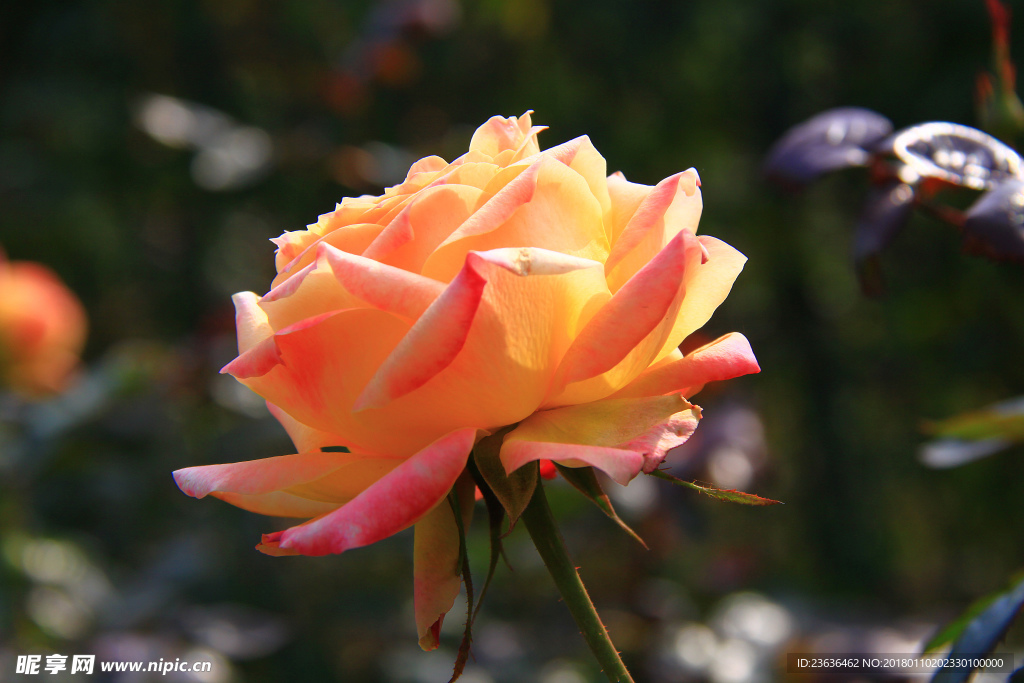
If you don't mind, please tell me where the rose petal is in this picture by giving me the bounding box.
[222,308,415,455]
[421,162,540,278]
[501,441,643,486]
[272,230,316,274]
[543,136,612,222]
[259,428,477,556]
[173,451,352,498]
[222,334,282,380]
[231,292,273,354]
[470,112,539,158]
[413,501,461,651]
[611,332,760,399]
[228,245,605,456]
[353,259,488,412]
[623,407,702,473]
[406,155,448,177]
[354,247,609,440]
[605,169,702,293]
[651,236,748,361]
[274,152,507,286]
[413,473,476,651]
[259,256,362,331]
[547,229,704,406]
[422,156,609,282]
[266,401,363,453]
[285,458,404,504]
[319,244,445,321]
[272,222,388,288]
[209,491,339,518]
[606,171,654,245]
[362,184,490,275]
[173,450,397,518]
[501,394,697,484]
[440,161,503,190]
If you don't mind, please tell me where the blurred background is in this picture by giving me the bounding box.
[2,0,1023,681]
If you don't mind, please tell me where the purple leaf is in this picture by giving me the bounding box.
[892,122,1022,190]
[852,182,916,295]
[962,178,1024,261]
[764,107,893,187]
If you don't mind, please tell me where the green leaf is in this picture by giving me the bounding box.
[923,590,1003,653]
[471,427,537,530]
[466,458,509,623]
[648,469,783,506]
[931,575,1024,683]
[553,463,647,549]
[925,396,1024,442]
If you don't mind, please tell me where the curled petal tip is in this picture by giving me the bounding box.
[257,532,300,557]
[220,336,282,379]
[171,469,201,498]
[418,619,443,651]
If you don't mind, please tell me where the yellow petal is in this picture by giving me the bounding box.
[354,247,607,442]
[605,169,702,293]
[422,156,610,282]
[502,394,698,484]
[544,229,704,407]
[259,256,362,331]
[363,184,490,275]
[652,236,748,362]
[231,292,272,354]
[605,171,653,245]
[413,501,462,650]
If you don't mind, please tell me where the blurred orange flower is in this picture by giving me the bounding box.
[174,112,758,649]
[0,256,86,396]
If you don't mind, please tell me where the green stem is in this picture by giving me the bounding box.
[521,480,635,683]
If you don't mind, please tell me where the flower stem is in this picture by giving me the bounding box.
[521,480,635,683]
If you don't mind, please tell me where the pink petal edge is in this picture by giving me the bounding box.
[257,428,478,556]
[612,332,760,399]
[557,228,698,385]
[501,440,644,486]
[352,260,487,412]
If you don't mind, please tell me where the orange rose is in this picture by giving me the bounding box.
[174,112,758,649]
[0,256,86,396]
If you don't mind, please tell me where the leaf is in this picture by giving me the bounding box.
[471,427,538,531]
[852,182,916,297]
[648,469,783,506]
[925,396,1024,441]
[553,463,647,549]
[892,121,1022,191]
[919,396,1024,468]
[466,458,509,624]
[923,590,1004,653]
[931,575,1024,683]
[763,107,893,188]
[963,179,1024,262]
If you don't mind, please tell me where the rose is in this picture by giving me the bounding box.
[174,112,759,649]
[0,255,86,395]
